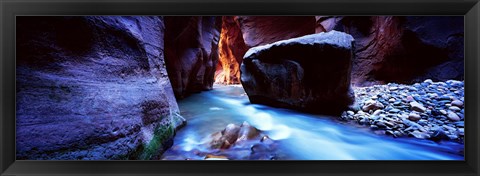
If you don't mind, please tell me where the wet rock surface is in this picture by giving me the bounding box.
[16,16,185,160]
[241,31,355,114]
[161,122,279,160]
[340,79,464,143]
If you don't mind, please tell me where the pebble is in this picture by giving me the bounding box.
[362,100,384,112]
[372,110,383,116]
[458,128,464,136]
[424,79,433,84]
[454,121,464,127]
[340,79,464,143]
[447,111,460,121]
[410,101,426,113]
[448,106,461,112]
[409,131,430,139]
[406,96,414,102]
[408,112,421,121]
[388,108,400,113]
[451,100,463,107]
[430,129,448,141]
[347,111,354,116]
[439,110,447,115]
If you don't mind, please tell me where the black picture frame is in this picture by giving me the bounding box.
[1,0,479,175]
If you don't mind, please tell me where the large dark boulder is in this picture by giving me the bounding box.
[16,16,185,160]
[164,16,222,98]
[240,30,355,114]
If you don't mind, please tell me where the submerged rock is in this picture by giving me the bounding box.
[241,30,355,115]
[208,122,261,149]
[162,122,278,160]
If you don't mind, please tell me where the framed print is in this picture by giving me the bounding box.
[1,0,479,175]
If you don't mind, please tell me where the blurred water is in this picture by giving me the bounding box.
[170,84,464,160]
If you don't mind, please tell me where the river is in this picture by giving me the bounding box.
[163,84,464,160]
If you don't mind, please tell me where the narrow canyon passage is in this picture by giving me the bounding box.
[162,84,463,160]
[15,16,465,160]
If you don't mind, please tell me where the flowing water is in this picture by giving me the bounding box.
[166,84,464,160]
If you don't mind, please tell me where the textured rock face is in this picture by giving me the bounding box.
[235,16,316,47]
[216,16,316,84]
[241,31,355,114]
[215,16,249,84]
[315,16,464,86]
[16,16,185,160]
[164,16,222,98]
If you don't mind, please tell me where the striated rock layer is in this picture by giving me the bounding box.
[215,16,249,84]
[241,31,355,114]
[215,16,316,84]
[16,16,185,160]
[315,16,464,86]
[164,16,222,98]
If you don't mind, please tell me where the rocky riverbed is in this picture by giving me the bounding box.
[340,79,464,143]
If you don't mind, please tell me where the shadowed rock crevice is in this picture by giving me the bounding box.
[164,16,222,98]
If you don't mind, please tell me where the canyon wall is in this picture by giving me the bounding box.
[216,16,316,84]
[315,16,464,86]
[16,16,185,160]
[217,16,464,86]
[164,16,222,98]
[215,16,249,84]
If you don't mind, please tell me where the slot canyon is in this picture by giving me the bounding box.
[16,16,464,160]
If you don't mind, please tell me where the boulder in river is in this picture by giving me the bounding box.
[162,121,278,160]
[208,122,261,149]
[240,30,355,115]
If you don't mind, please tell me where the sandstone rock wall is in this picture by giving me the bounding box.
[215,16,249,84]
[216,16,316,84]
[315,16,464,86]
[164,16,222,98]
[16,16,185,160]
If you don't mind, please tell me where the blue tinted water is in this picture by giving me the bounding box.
[170,84,464,160]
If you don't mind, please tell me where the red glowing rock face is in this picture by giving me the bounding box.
[164,16,222,98]
[216,16,249,85]
[215,16,316,85]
